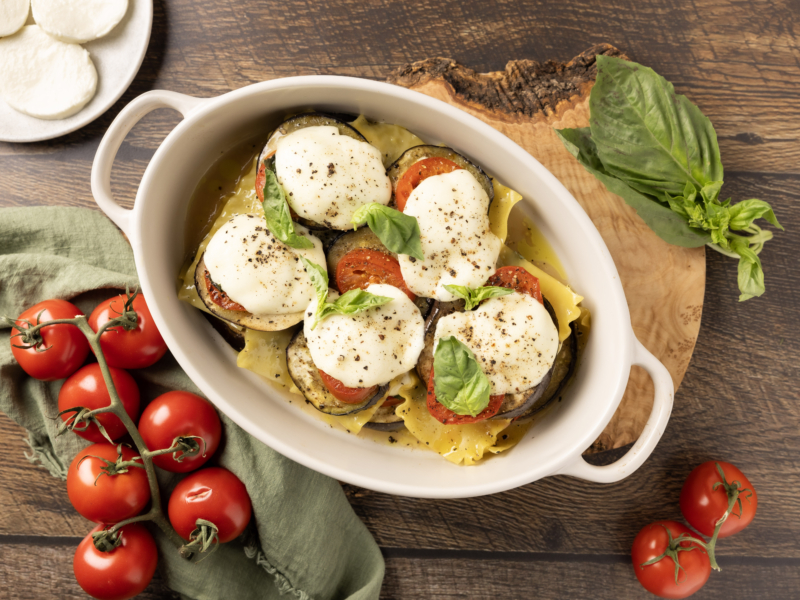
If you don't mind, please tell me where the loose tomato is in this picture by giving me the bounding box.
[680,461,758,539]
[67,444,150,524]
[168,467,252,543]
[486,266,543,304]
[632,520,710,599]
[89,293,167,370]
[335,248,416,301]
[318,369,378,404]
[10,299,89,381]
[204,269,247,311]
[395,157,462,211]
[74,523,158,600]
[426,368,504,424]
[58,363,140,443]
[139,391,222,473]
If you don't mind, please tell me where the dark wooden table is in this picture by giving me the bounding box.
[2,1,799,598]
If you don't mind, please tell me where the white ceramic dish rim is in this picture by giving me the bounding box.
[91,76,674,498]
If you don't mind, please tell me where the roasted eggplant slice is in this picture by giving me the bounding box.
[387,145,494,205]
[194,256,305,332]
[201,312,245,352]
[364,402,406,431]
[286,329,388,416]
[258,112,367,164]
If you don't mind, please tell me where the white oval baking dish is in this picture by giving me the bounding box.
[91,77,674,498]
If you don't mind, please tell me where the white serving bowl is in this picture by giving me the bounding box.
[91,77,673,498]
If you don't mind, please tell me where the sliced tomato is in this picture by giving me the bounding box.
[426,368,503,425]
[383,396,404,407]
[335,248,416,301]
[487,266,543,304]
[204,269,247,312]
[318,370,378,404]
[395,157,462,211]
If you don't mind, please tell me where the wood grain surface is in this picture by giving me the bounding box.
[2,0,800,599]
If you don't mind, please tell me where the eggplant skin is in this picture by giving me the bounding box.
[387,145,494,206]
[194,255,305,332]
[258,112,367,165]
[201,312,245,352]
[286,329,388,417]
[363,420,406,432]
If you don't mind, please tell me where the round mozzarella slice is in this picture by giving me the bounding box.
[304,284,425,388]
[0,0,29,37]
[275,126,391,230]
[433,293,558,395]
[0,25,97,120]
[204,214,326,315]
[398,169,502,301]
[32,0,128,43]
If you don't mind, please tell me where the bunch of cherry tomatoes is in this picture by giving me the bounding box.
[11,294,252,600]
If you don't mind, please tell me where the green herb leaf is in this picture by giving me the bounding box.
[433,337,492,417]
[443,284,513,310]
[730,239,765,302]
[262,167,314,250]
[728,199,784,232]
[300,257,392,328]
[351,203,424,260]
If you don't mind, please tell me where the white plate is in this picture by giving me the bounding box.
[0,0,152,143]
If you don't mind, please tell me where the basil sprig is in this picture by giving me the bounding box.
[262,166,314,250]
[556,55,783,301]
[443,284,513,310]
[433,337,492,417]
[351,203,424,260]
[300,258,392,329]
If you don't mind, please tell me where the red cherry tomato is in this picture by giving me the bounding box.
[318,369,378,404]
[631,520,710,599]
[395,157,462,211]
[168,467,252,543]
[426,368,504,424]
[89,294,167,369]
[335,248,416,301]
[138,391,222,473]
[67,443,150,525]
[486,266,543,304]
[680,461,758,539]
[10,299,89,381]
[58,363,140,443]
[74,523,158,600]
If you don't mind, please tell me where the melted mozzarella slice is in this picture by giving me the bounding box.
[433,293,558,395]
[32,0,128,43]
[275,126,391,230]
[0,0,29,37]
[304,284,425,388]
[204,213,325,315]
[399,170,502,301]
[0,25,97,120]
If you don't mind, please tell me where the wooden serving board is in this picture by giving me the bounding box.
[388,44,706,454]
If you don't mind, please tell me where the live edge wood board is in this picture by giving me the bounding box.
[389,44,706,453]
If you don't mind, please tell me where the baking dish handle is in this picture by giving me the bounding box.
[91,90,207,237]
[557,337,674,483]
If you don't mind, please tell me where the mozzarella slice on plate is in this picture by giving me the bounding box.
[0,25,97,120]
[399,169,502,301]
[433,293,558,395]
[204,213,326,315]
[0,0,29,37]
[275,126,392,230]
[304,284,425,388]
[31,0,128,43]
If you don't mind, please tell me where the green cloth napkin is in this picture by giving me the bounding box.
[0,206,384,600]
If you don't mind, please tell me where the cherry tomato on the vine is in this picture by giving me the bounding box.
[67,443,150,524]
[168,467,252,543]
[631,520,710,599]
[680,461,758,539]
[58,363,140,443]
[10,299,89,381]
[89,293,167,369]
[73,523,158,600]
[139,391,222,473]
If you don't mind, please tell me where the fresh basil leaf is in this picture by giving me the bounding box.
[556,128,711,247]
[262,168,314,250]
[299,257,329,309]
[433,337,492,417]
[443,284,513,310]
[731,239,765,301]
[589,55,723,199]
[728,199,784,232]
[351,203,424,260]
